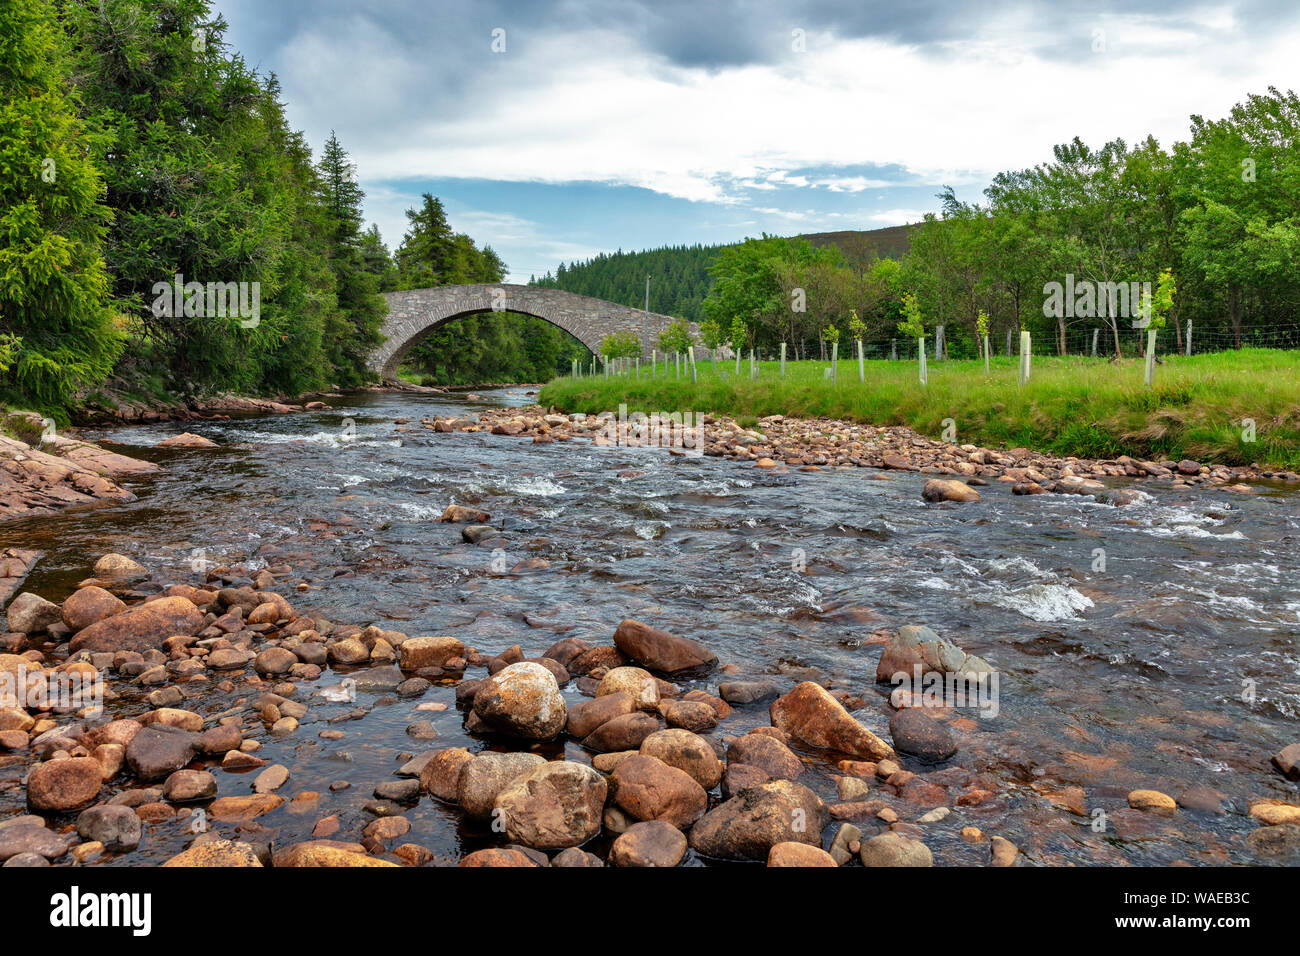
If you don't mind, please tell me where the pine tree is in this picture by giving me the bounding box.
[0,0,122,411]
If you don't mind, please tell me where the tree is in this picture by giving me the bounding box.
[315,131,386,385]
[698,316,724,365]
[0,0,122,410]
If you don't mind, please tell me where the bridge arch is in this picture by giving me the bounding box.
[372,284,692,380]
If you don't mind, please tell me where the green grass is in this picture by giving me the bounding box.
[538,349,1300,469]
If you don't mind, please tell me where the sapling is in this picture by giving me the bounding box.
[897,292,926,386]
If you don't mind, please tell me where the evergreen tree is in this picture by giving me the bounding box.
[0,0,122,410]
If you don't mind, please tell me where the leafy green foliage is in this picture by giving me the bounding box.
[0,0,123,409]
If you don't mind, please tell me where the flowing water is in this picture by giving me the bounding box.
[3,387,1298,865]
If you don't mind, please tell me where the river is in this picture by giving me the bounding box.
[3,387,1298,865]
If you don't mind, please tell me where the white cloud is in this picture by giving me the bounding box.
[275,12,1295,212]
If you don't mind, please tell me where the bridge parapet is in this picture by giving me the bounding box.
[372,283,697,378]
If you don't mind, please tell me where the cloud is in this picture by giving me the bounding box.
[211,0,1300,277]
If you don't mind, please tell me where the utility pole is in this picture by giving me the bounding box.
[644,274,650,356]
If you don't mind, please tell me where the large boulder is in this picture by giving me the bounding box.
[76,804,142,851]
[641,729,723,790]
[610,820,687,867]
[769,682,893,760]
[400,636,464,671]
[493,761,607,849]
[0,823,76,862]
[768,842,838,867]
[61,586,125,632]
[6,593,62,634]
[727,733,804,781]
[456,751,547,818]
[420,747,475,801]
[92,553,147,581]
[582,711,664,753]
[610,754,707,828]
[566,691,636,738]
[273,841,398,867]
[875,624,995,687]
[161,840,264,867]
[612,619,717,678]
[858,832,933,867]
[69,596,204,654]
[26,757,103,812]
[922,479,981,503]
[596,666,660,710]
[690,780,827,861]
[125,725,199,781]
[471,662,566,740]
[889,709,957,762]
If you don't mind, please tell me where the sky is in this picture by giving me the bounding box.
[213,0,1300,282]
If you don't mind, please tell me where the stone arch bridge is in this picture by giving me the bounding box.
[372,284,698,380]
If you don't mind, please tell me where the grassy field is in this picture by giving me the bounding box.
[538,348,1300,469]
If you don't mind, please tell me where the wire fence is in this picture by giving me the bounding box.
[570,321,1300,376]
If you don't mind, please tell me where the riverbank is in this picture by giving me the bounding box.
[411,403,1298,497]
[538,349,1300,470]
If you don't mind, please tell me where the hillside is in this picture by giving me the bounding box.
[529,224,914,321]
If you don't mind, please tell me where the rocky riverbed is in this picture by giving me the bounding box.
[0,387,1297,867]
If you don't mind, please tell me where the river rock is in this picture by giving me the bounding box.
[889,709,957,762]
[552,847,604,867]
[1272,743,1300,781]
[875,624,995,686]
[6,593,62,634]
[26,757,103,811]
[770,681,893,760]
[660,699,719,732]
[728,732,804,780]
[458,847,541,867]
[922,479,981,503]
[162,769,217,802]
[273,840,398,867]
[582,711,664,752]
[471,661,566,739]
[542,637,591,670]
[1127,789,1177,815]
[690,780,827,861]
[438,504,490,523]
[612,619,718,677]
[420,747,475,802]
[155,432,217,448]
[0,822,75,861]
[597,665,660,709]
[69,595,204,654]
[125,725,198,781]
[641,729,723,790]
[858,832,933,867]
[399,636,464,671]
[76,805,142,851]
[610,820,687,867]
[768,842,838,867]
[61,586,125,631]
[1246,823,1300,858]
[253,647,297,676]
[92,553,147,581]
[493,761,607,849]
[610,754,708,828]
[161,839,264,867]
[719,680,781,705]
[457,751,547,818]
[566,691,636,738]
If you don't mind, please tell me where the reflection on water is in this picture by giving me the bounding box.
[2,386,1298,865]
